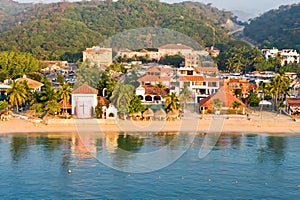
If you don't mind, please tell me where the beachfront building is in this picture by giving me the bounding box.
[179,66,219,103]
[135,84,169,104]
[223,78,257,98]
[285,98,300,116]
[71,84,98,118]
[199,87,246,114]
[82,46,112,68]
[261,48,300,66]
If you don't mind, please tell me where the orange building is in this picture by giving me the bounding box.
[223,78,257,98]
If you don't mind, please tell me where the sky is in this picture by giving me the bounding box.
[16,0,300,19]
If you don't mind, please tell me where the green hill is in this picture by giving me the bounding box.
[244,3,300,51]
[0,0,234,61]
[0,0,32,30]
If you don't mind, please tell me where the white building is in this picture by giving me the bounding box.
[71,84,98,118]
[179,66,219,103]
[261,48,300,66]
[83,46,112,68]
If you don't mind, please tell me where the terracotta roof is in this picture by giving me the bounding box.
[142,85,169,96]
[17,77,44,89]
[72,84,98,94]
[158,43,193,50]
[199,87,246,108]
[97,96,110,105]
[59,99,72,109]
[195,67,218,73]
[286,98,300,107]
[138,75,171,82]
[180,76,204,82]
[204,77,219,82]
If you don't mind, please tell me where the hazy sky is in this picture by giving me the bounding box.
[16,0,300,16]
[162,0,299,15]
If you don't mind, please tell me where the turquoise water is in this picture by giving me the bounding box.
[1,132,300,199]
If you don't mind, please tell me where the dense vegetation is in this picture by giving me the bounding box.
[244,3,300,51]
[0,0,234,62]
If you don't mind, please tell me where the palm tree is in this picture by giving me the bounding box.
[179,85,192,112]
[277,101,285,116]
[40,85,59,103]
[58,83,72,113]
[164,92,180,111]
[212,98,222,114]
[110,83,135,119]
[268,74,290,111]
[232,100,242,114]
[7,80,27,112]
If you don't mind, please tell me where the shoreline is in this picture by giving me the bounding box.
[1,113,300,136]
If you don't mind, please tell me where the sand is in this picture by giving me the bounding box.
[0,111,299,135]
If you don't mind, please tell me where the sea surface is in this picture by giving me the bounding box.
[0,132,300,199]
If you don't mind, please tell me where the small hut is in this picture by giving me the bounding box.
[143,108,154,121]
[154,108,166,120]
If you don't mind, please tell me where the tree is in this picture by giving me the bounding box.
[7,80,28,111]
[128,94,145,114]
[44,100,61,115]
[58,83,72,113]
[97,71,117,99]
[0,100,8,110]
[179,85,192,112]
[277,101,285,116]
[247,90,260,107]
[212,98,222,113]
[110,83,135,118]
[164,92,180,111]
[268,73,290,111]
[159,54,184,68]
[57,74,65,85]
[40,85,59,103]
[232,100,242,114]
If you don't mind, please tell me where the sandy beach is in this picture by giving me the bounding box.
[0,111,299,135]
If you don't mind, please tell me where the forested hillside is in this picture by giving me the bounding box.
[0,0,234,62]
[0,0,32,29]
[244,3,300,51]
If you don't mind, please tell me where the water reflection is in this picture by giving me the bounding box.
[6,133,290,169]
[257,136,287,164]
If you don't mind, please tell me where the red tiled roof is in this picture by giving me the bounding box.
[158,43,193,50]
[195,67,218,73]
[142,85,169,96]
[199,87,246,108]
[97,96,110,105]
[138,75,171,82]
[286,98,300,107]
[180,76,204,82]
[72,84,98,94]
[204,77,219,82]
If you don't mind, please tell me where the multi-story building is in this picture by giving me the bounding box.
[261,48,300,66]
[179,66,219,103]
[223,78,257,98]
[137,66,172,87]
[82,46,112,68]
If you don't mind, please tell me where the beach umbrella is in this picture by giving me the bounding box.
[143,108,154,120]
[154,108,166,120]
